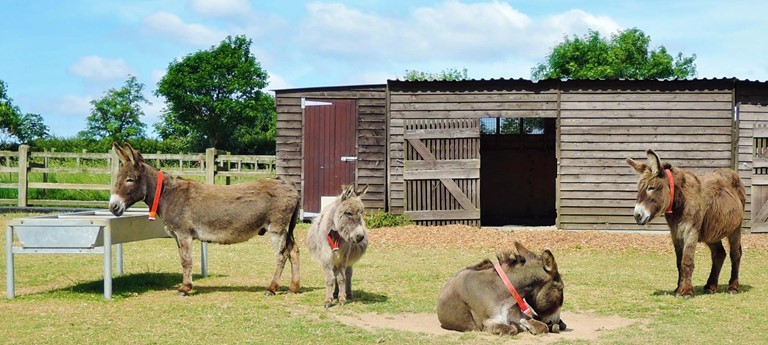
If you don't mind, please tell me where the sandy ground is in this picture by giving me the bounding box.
[334,311,637,343]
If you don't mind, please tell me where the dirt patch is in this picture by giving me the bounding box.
[334,311,637,343]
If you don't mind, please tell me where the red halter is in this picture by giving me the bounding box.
[493,263,537,317]
[665,169,674,214]
[327,231,340,251]
[149,170,164,221]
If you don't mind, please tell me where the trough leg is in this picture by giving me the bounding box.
[103,226,112,300]
[727,230,742,293]
[704,241,726,294]
[200,242,208,278]
[116,243,123,275]
[6,226,14,299]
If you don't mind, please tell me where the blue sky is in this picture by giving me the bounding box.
[2,0,767,138]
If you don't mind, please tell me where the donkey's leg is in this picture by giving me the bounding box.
[287,240,300,293]
[672,238,684,294]
[175,233,195,296]
[704,241,726,294]
[727,230,742,294]
[335,267,348,306]
[266,230,289,296]
[676,238,698,298]
[324,266,337,308]
[482,319,520,335]
[344,266,354,301]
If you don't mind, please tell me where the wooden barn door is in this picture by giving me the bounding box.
[303,99,357,214]
[403,119,481,226]
[750,123,768,232]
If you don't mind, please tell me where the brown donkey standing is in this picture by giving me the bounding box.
[109,143,301,296]
[627,149,745,297]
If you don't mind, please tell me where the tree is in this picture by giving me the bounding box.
[404,68,468,81]
[0,80,22,146]
[531,28,696,81]
[16,113,49,143]
[79,75,149,143]
[155,35,275,153]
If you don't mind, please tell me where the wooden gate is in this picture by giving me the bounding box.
[403,119,480,226]
[751,123,768,232]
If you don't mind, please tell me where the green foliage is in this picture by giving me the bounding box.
[531,28,697,80]
[79,75,149,142]
[16,113,49,143]
[404,67,468,81]
[1,79,23,147]
[155,35,276,154]
[365,210,413,228]
[29,137,189,154]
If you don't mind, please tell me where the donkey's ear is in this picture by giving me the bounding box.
[626,157,646,174]
[355,184,369,197]
[514,241,538,261]
[122,142,143,167]
[646,149,664,177]
[113,142,132,164]
[541,249,559,275]
[341,184,355,200]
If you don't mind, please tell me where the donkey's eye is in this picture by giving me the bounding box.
[126,178,135,184]
[647,186,656,191]
[344,211,353,217]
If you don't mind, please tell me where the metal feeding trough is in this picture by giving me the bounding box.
[5,209,208,300]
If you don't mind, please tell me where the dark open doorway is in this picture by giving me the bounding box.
[480,117,556,226]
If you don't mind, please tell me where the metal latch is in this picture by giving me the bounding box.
[340,156,358,162]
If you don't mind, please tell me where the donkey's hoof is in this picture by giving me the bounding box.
[177,291,189,297]
[727,289,739,294]
[264,290,276,296]
[324,302,333,309]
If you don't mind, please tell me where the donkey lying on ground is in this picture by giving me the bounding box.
[627,149,745,297]
[109,143,301,296]
[307,184,369,308]
[437,242,566,335]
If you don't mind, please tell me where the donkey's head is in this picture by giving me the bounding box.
[331,184,369,244]
[500,242,566,332]
[109,142,149,216]
[626,149,672,225]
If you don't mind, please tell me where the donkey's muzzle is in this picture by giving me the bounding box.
[109,194,125,216]
[354,234,366,243]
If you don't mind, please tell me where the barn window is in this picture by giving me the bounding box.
[480,118,544,135]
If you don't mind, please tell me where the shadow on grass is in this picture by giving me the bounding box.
[651,284,753,297]
[48,272,185,298]
[352,289,388,304]
[193,284,322,295]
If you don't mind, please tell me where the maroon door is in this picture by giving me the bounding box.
[303,99,357,213]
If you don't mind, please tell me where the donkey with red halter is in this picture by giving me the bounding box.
[109,143,301,296]
[627,149,745,297]
[437,242,566,335]
[307,184,369,308]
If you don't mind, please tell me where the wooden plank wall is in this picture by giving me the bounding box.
[559,82,735,230]
[736,83,768,232]
[387,80,559,215]
[275,85,387,211]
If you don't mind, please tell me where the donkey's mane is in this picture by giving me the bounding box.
[465,252,523,271]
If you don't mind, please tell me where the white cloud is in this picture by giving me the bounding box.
[190,0,252,18]
[144,11,226,46]
[69,56,135,82]
[267,73,291,91]
[150,69,167,84]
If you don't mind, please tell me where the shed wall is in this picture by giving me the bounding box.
[737,84,768,232]
[558,82,735,230]
[275,86,387,211]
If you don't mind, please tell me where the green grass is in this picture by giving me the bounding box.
[1,213,767,344]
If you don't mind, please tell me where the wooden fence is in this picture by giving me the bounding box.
[0,145,276,207]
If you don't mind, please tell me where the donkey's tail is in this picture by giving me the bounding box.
[283,198,301,255]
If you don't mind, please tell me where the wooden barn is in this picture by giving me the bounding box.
[275,78,768,232]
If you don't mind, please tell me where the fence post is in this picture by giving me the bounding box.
[110,146,120,189]
[205,148,216,185]
[17,145,29,207]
